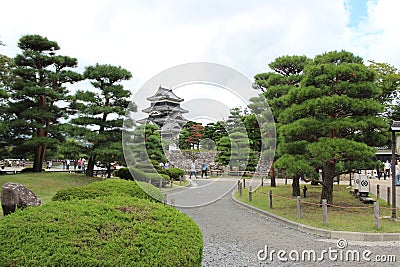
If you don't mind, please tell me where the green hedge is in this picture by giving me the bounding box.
[116,168,170,182]
[166,168,185,180]
[0,196,203,266]
[52,179,164,203]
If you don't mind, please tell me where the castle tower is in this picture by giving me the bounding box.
[137,85,188,142]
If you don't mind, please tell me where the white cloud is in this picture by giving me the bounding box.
[1,0,400,96]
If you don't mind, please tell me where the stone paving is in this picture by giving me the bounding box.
[175,177,400,267]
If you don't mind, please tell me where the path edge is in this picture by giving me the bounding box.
[231,191,400,242]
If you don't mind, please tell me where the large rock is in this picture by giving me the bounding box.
[1,182,42,216]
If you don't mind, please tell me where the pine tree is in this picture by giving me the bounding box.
[8,35,81,171]
[70,64,134,177]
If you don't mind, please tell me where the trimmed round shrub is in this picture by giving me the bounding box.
[166,167,185,180]
[0,196,203,266]
[52,179,164,203]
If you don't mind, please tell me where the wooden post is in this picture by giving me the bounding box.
[159,179,162,189]
[239,182,242,197]
[297,196,301,219]
[249,186,252,202]
[377,184,380,200]
[374,201,380,229]
[163,193,167,205]
[387,187,391,206]
[243,178,246,189]
[179,176,182,186]
[171,179,173,188]
[237,179,241,191]
[322,199,328,226]
[269,190,273,209]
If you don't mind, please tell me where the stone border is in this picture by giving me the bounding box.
[231,191,400,242]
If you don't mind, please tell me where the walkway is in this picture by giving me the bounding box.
[171,177,400,266]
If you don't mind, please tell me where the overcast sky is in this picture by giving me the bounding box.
[1,0,399,122]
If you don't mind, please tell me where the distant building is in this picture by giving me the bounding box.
[137,85,188,143]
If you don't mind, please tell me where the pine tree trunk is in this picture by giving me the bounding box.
[270,162,276,187]
[107,163,112,178]
[33,146,42,172]
[321,161,335,204]
[292,176,300,196]
[86,154,96,177]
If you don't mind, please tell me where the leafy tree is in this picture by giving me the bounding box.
[7,34,81,171]
[276,51,386,203]
[368,60,400,121]
[216,136,231,166]
[253,55,310,188]
[0,52,14,155]
[178,121,197,150]
[203,121,227,146]
[144,123,166,164]
[70,64,134,177]
[185,123,204,149]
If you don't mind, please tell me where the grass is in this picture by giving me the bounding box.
[0,172,102,205]
[235,184,400,233]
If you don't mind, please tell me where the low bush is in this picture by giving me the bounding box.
[52,179,164,203]
[166,168,185,180]
[114,168,133,180]
[0,196,203,266]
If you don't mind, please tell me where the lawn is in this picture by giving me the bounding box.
[0,172,102,205]
[235,184,400,233]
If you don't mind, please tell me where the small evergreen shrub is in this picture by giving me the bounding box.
[166,168,185,180]
[52,179,164,203]
[0,196,203,266]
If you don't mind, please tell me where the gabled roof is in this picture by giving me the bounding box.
[147,85,184,102]
[142,105,188,114]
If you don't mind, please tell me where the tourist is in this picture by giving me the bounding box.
[66,159,70,170]
[82,158,86,172]
[77,158,82,170]
[384,160,391,180]
[159,162,164,169]
[165,161,169,169]
[189,161,197,179]
[397,162,400,186]
[201,161,207,178]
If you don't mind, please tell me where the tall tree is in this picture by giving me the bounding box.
[276,51,386,203]
[70,64,134,177]
[368,60,400,121]
[7,35,81,171]
[253,55,310,188]
[185,123,204,149]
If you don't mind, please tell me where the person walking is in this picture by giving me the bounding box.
[189,161,197,179]
[384,160,391,180]
[201,161,207,178]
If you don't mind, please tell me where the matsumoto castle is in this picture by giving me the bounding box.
[137,85,188,148]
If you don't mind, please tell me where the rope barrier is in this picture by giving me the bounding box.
[257,191,400,210]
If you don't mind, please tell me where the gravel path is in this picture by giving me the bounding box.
[176,180,400,267]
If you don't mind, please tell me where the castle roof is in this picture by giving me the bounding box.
[147,85,184,102]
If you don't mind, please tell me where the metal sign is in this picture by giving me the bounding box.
[359,174,369,193]
[354,173,360,191]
